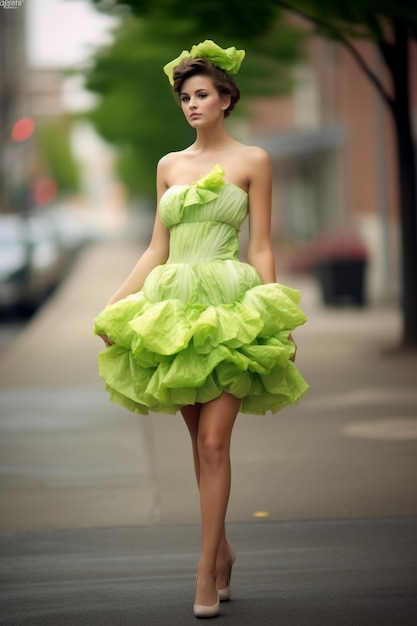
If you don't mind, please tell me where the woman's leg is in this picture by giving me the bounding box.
[193,392,240,606]
[182,404,234,593]
[182,394,240,593]
[182,400,238,586]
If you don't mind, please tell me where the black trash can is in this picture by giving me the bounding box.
[314,257,367,306]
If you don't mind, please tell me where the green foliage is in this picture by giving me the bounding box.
[92,0,417,41]
[95,0,417,40]
[84,18,195,196]
[92,0,281,39]
[36,116,80,194]
[83,10,303,198]
[281,0,417,40]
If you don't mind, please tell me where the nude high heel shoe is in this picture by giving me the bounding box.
[218,545,236,602]
[193,578,220,619]
[193,599,220,619]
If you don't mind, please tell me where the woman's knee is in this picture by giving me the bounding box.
[197,433,229,468]
[196,393,238,468]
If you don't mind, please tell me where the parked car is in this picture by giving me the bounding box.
[0,213,66,312]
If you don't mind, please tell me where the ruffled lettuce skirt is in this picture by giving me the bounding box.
[94,260,309,415]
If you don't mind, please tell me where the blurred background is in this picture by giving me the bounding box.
[1,0,416,330]
[1,4,416,622]
[1,0,121,327]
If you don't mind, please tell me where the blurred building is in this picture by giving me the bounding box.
[0,2,28,214]
[0,0,126,236]
[26,68,63,118]
[246,37,417,304]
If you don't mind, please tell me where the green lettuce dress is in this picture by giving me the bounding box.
[94,165,308,415]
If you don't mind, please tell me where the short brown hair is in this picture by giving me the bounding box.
[172,57,240,117]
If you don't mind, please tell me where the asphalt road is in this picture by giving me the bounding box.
[0,241,416,625]
[1,519,416,626]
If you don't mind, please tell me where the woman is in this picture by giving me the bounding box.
[94,40,308,618]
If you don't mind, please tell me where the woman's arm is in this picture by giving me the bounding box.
[247,148,297,361]
[246,148,276,284]
[106,159,170,305]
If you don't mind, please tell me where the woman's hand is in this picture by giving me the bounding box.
[288,333,297,362]
[98,333,114,348]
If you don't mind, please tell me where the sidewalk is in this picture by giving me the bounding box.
[0,239,416,532]
[0,238,405,387]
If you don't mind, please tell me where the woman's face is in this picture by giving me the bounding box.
[179,74,230,127]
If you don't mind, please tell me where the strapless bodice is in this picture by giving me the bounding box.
[159,167,248,263]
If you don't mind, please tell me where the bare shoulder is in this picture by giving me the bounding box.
[242,145,271,168]
[158,149,191,177]
[157,151,183,187]
[239,146,271,190]
[157,151,178,173]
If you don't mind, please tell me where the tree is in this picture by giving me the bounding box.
[277,1,417,349]
[84,9,303,196]
[36,116,80,194]
[83,18,195,197]
[100,0,417,348]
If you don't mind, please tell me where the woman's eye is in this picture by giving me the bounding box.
[181,96,190,103]
[198,93,208,99]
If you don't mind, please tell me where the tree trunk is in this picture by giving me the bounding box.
[391,22,417,347]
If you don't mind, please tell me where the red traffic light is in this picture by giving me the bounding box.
[11,117,36,142]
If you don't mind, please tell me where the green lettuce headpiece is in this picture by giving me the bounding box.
[163,39,245,86]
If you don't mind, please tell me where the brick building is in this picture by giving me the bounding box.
[245,36,417,304]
